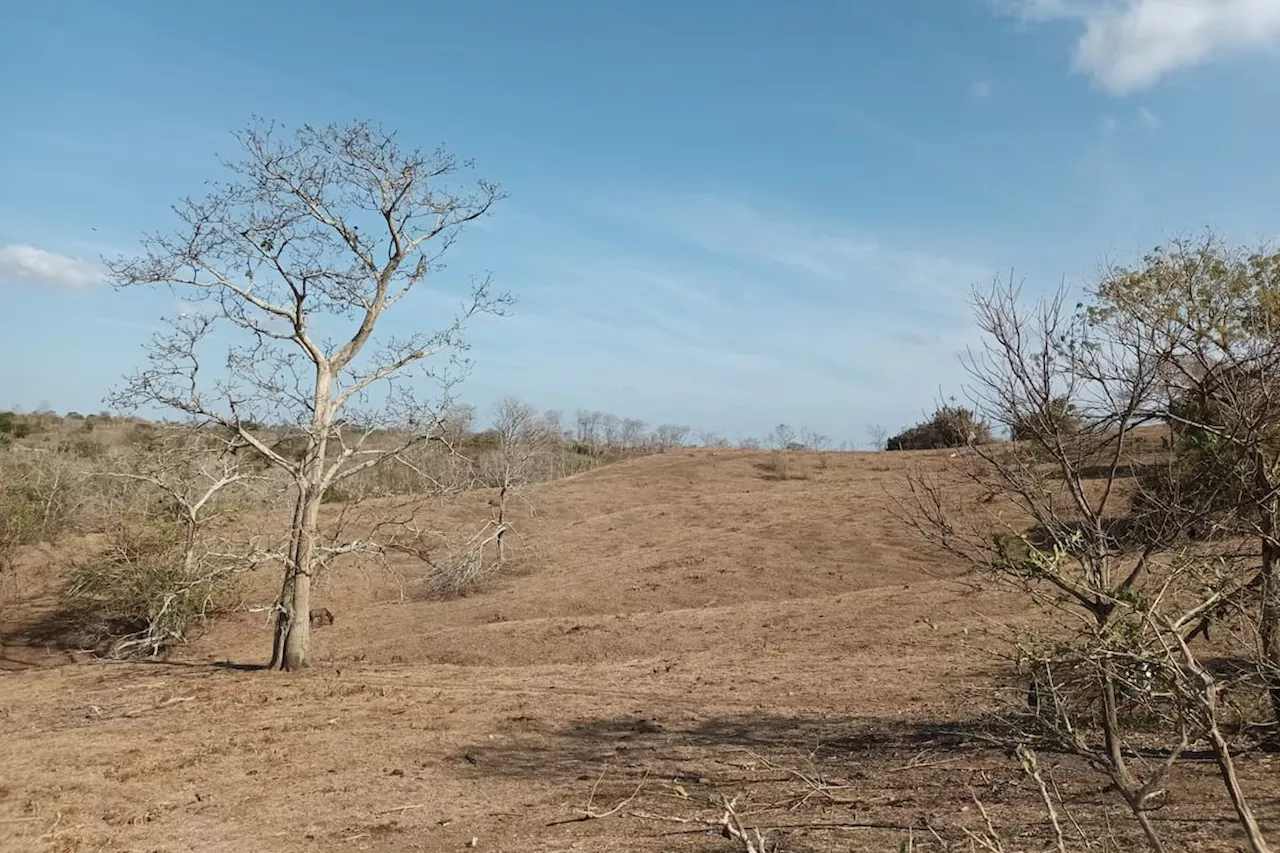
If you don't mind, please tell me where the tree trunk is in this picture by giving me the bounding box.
[496,482,507,566]
[1101,668,1167,853]
[1260,534,1280,727]
[270,485,320,671]
[1205,697,1272,853]
[1256,463,1280,728]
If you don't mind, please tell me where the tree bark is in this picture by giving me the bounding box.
[1260,535,1280,727]
[269,370,331,672]
[1206,695,1272,853]
[270,485,321,670]
[1255,458,1280,729]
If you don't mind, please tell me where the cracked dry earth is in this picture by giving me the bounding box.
[2,449,1277,851]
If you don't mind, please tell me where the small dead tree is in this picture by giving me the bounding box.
[620,417,648,452]
[599,412,622,451]
[483,397,549,567]
[107,119,509,670]
[122,428,261,551]
[799,427,830,451]
[653,423,691,452]
[767,423,796,451]
[575,410,603,454]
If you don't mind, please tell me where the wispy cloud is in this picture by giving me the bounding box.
[0,244,101,291]
[1137,105,1162,130]
[999,0,1280,94]
[458,194,993,440]
[615,193,990,308]
[970,80,995,103]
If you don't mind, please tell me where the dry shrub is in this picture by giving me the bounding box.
[0,486,43,560]
[0,451,80,561]
[757,451,809,481]
[415,521,521,600]
[59,522,241,658]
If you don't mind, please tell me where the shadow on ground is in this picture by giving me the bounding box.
[457,712,1011,785]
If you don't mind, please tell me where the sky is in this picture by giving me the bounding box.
[2,0,1280,445]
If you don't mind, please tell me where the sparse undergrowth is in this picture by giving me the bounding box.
[57,522,242,658]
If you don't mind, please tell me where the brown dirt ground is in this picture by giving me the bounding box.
[1,448,1277,852]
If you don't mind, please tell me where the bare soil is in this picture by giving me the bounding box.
[1,449,1276,852]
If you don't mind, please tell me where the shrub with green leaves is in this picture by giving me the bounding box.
[1009,396,1080,442]
[887,405,993,451]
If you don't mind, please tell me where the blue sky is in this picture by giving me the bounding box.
[3,0,1280,445]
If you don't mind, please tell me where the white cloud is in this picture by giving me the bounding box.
[1000,0,1280,94]
[0,244,101,291]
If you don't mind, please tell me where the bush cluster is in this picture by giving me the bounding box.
[886,405,992,451]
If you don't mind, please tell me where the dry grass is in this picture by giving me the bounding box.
[0,447,1272,852]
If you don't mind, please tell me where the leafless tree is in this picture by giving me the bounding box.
[575,410,603,454]
[542,409,565,441]
[600,412,622,449]
[697,430,731,448]
[620,417,647,451]
[800,427,830,451]
[653,423,691,451]
[902,259,1276,852]
[767,423,796,451]
[106,119,509,669]
[106,428,270,573]
[482,397,551,566]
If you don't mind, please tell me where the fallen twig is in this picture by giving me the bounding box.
[720,796,768,853]
[546,767,650,826]
[121,695,196,718]
[376,804,427,815]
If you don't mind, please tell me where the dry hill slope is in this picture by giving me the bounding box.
[0,449,1261,852]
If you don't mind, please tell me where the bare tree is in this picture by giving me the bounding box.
[902,259,1276,851]
[799,427,830,451]
[483,397,549,566]
[542,409,565,441]
[697,430,731,448]
[106,119,510,670]
[653,423,691,451]
[599,412,622,450]
[575,410,603,453]
[767,423,796,451]
[620,417,647,451]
